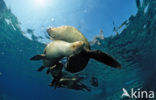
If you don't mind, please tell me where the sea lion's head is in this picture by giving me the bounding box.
[47,26,78,42]
[47,26,67,40]
[71,41,85,55]
[47,27,57,39]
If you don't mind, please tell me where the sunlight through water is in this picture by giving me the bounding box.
[33,0,49,8]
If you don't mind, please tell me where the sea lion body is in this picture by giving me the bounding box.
[30,40,85,72]
[47,26,90,73]
[50,73,91,91]
[47,26,121,73]
[47,26,90,49]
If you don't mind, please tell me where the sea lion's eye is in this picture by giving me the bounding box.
[72,44,76,48]
[52,34,56,38]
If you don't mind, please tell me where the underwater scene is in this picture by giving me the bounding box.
[0,0,156,100]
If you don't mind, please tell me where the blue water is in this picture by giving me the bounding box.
[0,0,156,100]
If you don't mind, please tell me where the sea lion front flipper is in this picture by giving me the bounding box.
[85,50,121,68]
[37,66,46,72]
[30,54,46,60]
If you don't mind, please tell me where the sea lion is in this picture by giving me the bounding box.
[47,26,90,49]
[47,26,121,73]
[30,40,85,72]
[48,61,64,87]
[49,73,91,91]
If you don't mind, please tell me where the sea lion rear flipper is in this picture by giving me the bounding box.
[86,50,121,68]
[37,66,45,72]
[30,54,46,60]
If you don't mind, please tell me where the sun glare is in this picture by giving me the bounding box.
[34,0,47,8]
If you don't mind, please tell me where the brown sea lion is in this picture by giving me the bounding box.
[30,40,85,72]
[47,26,121,73]
[49,73,91,91]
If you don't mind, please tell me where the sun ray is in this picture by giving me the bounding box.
[34,0,47,8]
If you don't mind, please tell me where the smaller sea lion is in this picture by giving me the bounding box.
[49,74,91,92]
[30,40,85,72]
[48,62,64,87]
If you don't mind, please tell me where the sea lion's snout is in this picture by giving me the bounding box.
[47,27,52,33]
[72,41,84,48]
[72,41,85,54]
[47,27,56,38]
